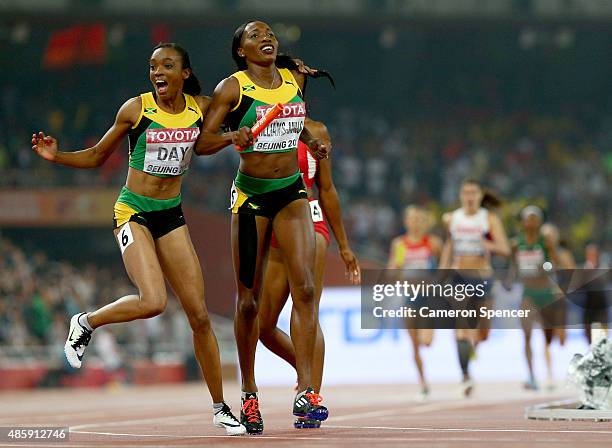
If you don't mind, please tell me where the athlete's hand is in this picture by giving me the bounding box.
[292,58,318,76]
[309,139,330,160]
[31,132,58,162]
[232,127,254,151]
[482,239,496,254]
[340,247,361,285]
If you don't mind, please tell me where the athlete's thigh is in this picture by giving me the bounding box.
[154,225,205,313]
[259,246,290,328]
[114,222,166,296]
[272,199,315,286]
[231,213,272,295]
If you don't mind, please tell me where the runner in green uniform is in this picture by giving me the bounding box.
[194,20,330,434]
[31,43,245,435]
[511,205,558,391]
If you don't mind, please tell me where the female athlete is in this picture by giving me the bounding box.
[258,118,361,429]
[440,179,510,396]
[31,43,245,435]
[511,205,558,390]
[194,21,331,433]
[387,205,442,399]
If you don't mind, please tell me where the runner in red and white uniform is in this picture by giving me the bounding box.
[440,179,510,396]
[259,118,360,429]
[387,205,442,399]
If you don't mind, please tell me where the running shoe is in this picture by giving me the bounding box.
[213,403,246,435]
[461,378,474,398]
[523,377,539,391]
[293,387,328,421]
[240,393,264,435]
[64,313,92,368]
[415,385,430,402]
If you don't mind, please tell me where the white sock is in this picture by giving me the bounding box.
[78,313,93,332]
[213,402,224,413]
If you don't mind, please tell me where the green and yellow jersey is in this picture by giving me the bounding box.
[225,68,306,154]
[128,92,202,177]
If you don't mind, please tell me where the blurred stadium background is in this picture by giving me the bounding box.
[0,0,610,390]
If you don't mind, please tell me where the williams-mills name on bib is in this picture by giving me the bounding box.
[253,103,306,152]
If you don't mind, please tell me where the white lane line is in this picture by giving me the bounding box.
[69,430,464,441]
[326,424,612,435]
[69,413,203,431]
[0,412,111,425]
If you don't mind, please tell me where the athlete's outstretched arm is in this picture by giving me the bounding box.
[194,77,252,155]
[312,123,360,284]
[31,97,141,169]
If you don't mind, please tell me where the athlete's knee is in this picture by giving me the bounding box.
[138,293,167,318]
[236,293,258,320]
[189,311,212,334]
[291,280,315,304]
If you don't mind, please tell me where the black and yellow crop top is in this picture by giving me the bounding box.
[128,92,203,177]
[224,68,306,154]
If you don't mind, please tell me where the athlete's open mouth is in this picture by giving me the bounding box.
[260,44,275,55]
[155,80,168,94]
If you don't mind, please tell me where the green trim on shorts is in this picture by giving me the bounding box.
[524,287,556,308]
[116,186,181,213]
[234,171,301,196]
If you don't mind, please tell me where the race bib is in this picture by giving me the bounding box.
[518,249,545,275]
[229,182,238,209]
[309,200,323,223]
[402,247,434,270]
[252,103,306,152]
[116,222,134,255]
[144,127,199,175]
[453,235,485,257]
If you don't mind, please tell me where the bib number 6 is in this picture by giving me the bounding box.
[117,222,134,255]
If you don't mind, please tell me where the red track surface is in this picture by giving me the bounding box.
[1,382,610,447]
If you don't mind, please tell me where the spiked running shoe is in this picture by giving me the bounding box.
[241,393,264,435]
[213,403,246,435]
[293,387,328,421]
[64,313,92,368]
